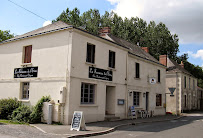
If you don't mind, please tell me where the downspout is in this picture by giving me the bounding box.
[125,53,128,118]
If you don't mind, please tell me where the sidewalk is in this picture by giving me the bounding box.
[31,115,182,138]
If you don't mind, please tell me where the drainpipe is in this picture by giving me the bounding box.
[125,53,128,118]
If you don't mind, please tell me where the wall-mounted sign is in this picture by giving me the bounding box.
[168,87,176,96]
[70,111,86,131]
[14,67,38,78]
[117,99,125,105]
[149,78,156,84]
[89,67,112,81]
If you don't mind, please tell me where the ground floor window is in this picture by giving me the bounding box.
[156,94,162,106]
[22,82,29,99]
[133,92,140,106]
[81,83,95,104]
[184,95,187,107]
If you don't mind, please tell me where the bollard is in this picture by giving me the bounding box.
[47,103,53,124]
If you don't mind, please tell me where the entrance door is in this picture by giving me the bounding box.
[105,86,115,115]
[146,92,149,110]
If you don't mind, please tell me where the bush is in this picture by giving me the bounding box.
[29,96,50,123]
[11,104,32,123]
[0,98,21,119]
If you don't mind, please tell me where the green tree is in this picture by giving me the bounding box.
[0,30,14,42]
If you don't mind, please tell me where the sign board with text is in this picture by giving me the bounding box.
[70,111,86,131]
[14,67,38,78]
[89,67,113,81]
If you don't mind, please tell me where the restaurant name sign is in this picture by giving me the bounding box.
[14,67,38,78]
[89,67,112,81]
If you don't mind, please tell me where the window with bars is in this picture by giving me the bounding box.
[135,63,140,78]
[133,92,140,106]
[81,83,95,104]
[109,50,115,68]
[22,82,29,99]
[156,94,162,106]
[86,43,95,64]
[24,45,32,63]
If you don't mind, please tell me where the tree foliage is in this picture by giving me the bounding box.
[0,30,14,42]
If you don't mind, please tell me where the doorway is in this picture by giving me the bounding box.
[146,92,149,110]
[105,86,115,115]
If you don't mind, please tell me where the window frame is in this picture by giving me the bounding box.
[81,83,95,104]
[135,63,140,78]
[23,45,32,63]
[22,82,30,99]
[108,50,115,68]
[184,76,187,89]
[156,94,162,106]
[86,43,95,64]
[133,91,140,106]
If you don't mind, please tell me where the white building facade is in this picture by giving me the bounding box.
[0,21,166,124]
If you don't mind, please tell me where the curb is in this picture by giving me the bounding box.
[67,116,184,138]
[30,116,184,138]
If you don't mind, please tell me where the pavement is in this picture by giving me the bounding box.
[30,114,183,138]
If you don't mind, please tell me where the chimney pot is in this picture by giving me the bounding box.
[180,61,184,68]
[141,47,149,53]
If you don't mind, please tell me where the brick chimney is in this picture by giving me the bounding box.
[141,47,149,53]
[99,27,111,37]
[159,55,167,66]
[180,61,184,68]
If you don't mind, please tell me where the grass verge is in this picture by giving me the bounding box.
[0,119,29,125]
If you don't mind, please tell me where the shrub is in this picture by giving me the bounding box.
[29,96,50,123]
[11,104,32,123]
[0,98,21,119]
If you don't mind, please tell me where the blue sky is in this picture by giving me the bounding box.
[1,0,203,67]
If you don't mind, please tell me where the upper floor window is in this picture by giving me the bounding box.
[189,78,191,89]
[158,69,161,83]
[193,79,195,90]
[23,45,32,63]
[109,50,115,68]
[184,76,186,89]
[86,43,95,64]
[22,82,29,99]
[135,63,140,78]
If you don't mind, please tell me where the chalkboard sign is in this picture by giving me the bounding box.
[89,67,112,81]
[70,111,86,131]
[14,67,38,78]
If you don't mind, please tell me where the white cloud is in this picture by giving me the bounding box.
[43,20,52,27]
[189,50,203,60]
[107,0,203,44]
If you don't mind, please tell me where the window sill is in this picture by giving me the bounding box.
[134,77,141,80]
[107,67,116,71]
[21,63,32,67]
[80,104,98,107]
[155,106,163,109]
[19,99,30,102]
[85,62,96,67]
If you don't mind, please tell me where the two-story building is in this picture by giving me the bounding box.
[0,21,166,124]
[160,55,198,114]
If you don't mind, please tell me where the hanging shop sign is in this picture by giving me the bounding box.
[89,67,113,81]
[14,67,38,78]
[149,78,156,84]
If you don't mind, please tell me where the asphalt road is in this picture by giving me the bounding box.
[94,112,203,138]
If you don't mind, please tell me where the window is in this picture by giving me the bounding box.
[184,76,186,89]
[158,69,161,83]
[86,43,95,63]
[81,83,95,104]
[184,95,187,107]
[189,78,191,89]
[193,80,195,90]
[156,94,162,106]
[22,82,29,99]
[109,50,115,68]
[133,92,140,106]
[135,63,140,78]
[24,45,32,63]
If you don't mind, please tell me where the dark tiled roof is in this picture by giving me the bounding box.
[167,59,193,76]
[107,34,161,65]
[0,21,72,44]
